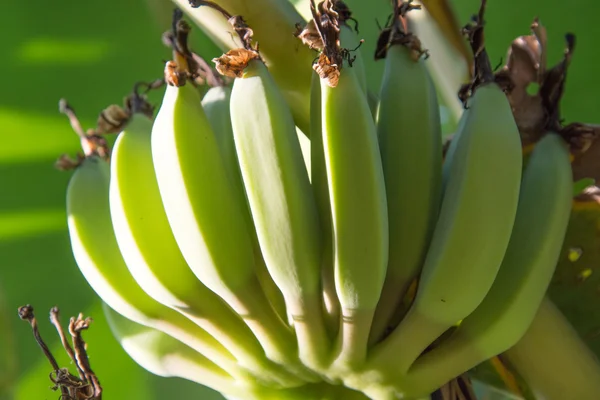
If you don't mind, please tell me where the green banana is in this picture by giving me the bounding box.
[400,132,573,397]
[201,85,241,190]
[369,43,443,346]
[310,71,340,340]
[150,66,307,377]
[63,134,248,381]
[229,58,330,371]
[109,109,300,387]
[106,301,359,400]
[102,302,241,397]
[202,85,289,325]
[319,63,388,372]
[367,81,522,381]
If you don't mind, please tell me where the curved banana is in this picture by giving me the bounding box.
[64,138,247,381]
[310,72,340,340]
[319,63,388,373]
[202,85,289,325]
[401,132,573,397]
[367,81,522,380]
[109,110,300,387]
[102,302,242,397]
[151,64,307,377]
[229,58,329,371]
[106,298,340,400]
[369,43,442,345]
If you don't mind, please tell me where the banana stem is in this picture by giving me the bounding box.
[329,309,376,377]
[502,297,600,400]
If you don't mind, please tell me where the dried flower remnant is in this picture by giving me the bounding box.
[18,305,102,399]
[295,0,366,87]
[374,0,427,61]
[55,99,110,171]
[187,1,263,78]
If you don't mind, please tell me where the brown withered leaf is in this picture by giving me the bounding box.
[294,19,324,51]
[212,48,260,78]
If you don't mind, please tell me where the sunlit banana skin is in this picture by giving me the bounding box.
[109,112,299,387]
[369,44,442,346]
[150,75,310,379]
[230,58,329,372]
[65,153,249,381]
[319,64,389,373]
[202,85,289,325]
[367,82,522,383]
[400,132,573,397]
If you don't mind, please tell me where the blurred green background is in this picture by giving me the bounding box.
[1,0,598,398]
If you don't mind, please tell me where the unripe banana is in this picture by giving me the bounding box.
[310,71,340,340]
[229,58,329,371]
[201,85,242,191]
[151,66,306,377]
[319,64,388,372]
[102,302,241,396]
[64,145,248,381]
[367,82,522,380]
[105,302,340,400]
[400,132,573,397]
[369,43,442,346]
[109,111,299,387]
[202,85,289,325]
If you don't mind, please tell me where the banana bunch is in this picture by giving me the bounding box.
[56,1,586,399]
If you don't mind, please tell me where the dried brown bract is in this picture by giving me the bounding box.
[190,1,264,76]
[306,0,343,87]
[295,0,365,87]
[492,18,547,144]
[374,0,426,61]
[294,19,324,51]
[162,10,225,87]
[212,48,261,78]
[165,59,187,87]
[96,104,130,135]
[313,52,340,87]
[457,0,496,107]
